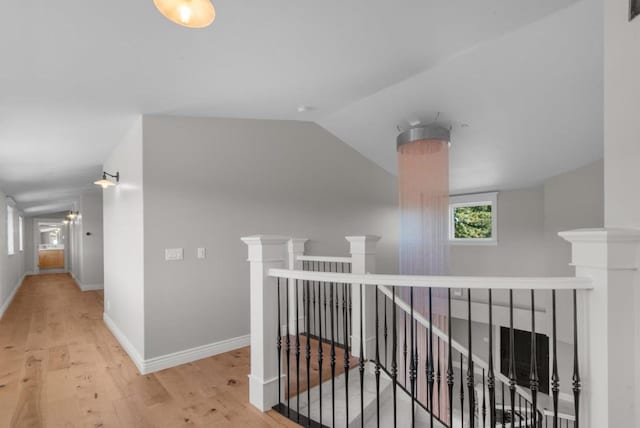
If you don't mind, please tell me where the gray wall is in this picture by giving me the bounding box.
[0,190,26,316]
[450,161,603,278]
[543,160,604,276]
[103,118,145,358]
[450,187,546,277]
[70,191,104,288]
[141,115,399,358]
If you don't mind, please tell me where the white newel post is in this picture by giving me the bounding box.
[347,235,381,359]
[241,235,290,412]
[288,238,307,332]
[560,228,640,428]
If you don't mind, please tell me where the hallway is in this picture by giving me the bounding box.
[0,274,295,428]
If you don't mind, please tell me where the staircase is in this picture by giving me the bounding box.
[288,362,447,428]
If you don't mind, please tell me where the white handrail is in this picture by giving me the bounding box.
[269,269,593,291]
[297,255,352,263]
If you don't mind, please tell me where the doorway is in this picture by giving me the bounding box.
[35,220,68,273]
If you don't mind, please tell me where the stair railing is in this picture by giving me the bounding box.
[243,229,640,428]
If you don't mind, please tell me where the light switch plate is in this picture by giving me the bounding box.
[197,248,206,259]
[165,248,184,261]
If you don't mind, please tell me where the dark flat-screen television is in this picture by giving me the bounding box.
[500,327,549,394]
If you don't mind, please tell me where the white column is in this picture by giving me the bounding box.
[287,238,307,332]
[559,228,640,428]
[347,235,381,359]
[241,235,290,412]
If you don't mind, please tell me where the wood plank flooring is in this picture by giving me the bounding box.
[0,273,298,428]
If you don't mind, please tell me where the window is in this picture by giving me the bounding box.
[18,216,24,252]
[449,192,498,245]
[7,205,14,255]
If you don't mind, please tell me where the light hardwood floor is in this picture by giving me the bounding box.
[0,273,298,428]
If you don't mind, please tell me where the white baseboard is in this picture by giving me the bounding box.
[103,312,146,374]
[143,334,250,374]
[0,274,26,320]
[71,272,103,291]
[79,283,104,291]
[103,312,250,375]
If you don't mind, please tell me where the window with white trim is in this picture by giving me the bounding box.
[449,192,498,245]
[18,216,24,252]
[7,205,14,255]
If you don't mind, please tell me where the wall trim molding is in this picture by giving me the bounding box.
[103,312,146,373]
[143,334,250,374]
[0,274,26,320]
[103,312,250,375]
[71,272,104,291]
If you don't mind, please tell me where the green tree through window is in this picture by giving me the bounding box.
[454,205,492,238]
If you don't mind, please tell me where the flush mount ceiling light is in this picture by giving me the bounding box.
[153,0,216,28]
[94,171,120,189]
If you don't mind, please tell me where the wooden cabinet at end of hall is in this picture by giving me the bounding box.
[39,250,64,269]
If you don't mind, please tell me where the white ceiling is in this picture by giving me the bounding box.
[0,0,598,215]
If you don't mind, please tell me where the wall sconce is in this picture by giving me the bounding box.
[67,210,79,220]
[94,171,119,189]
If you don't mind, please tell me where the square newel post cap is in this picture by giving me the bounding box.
[346,235,381,254]
[241,235,290,262]
[559,228,640,270]
[288,238,308,252]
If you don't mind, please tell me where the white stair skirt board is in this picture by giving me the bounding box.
[287,362,446,428]
[0,274,26,320]
[103,312,250,375]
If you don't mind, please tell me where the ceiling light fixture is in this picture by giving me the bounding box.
[67,210,79,220]
[153,0,216,28]
[94,171,120,189]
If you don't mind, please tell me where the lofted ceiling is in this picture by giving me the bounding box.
[0,0,598,215]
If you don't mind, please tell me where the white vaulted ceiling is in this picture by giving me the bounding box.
[0,0,599,214]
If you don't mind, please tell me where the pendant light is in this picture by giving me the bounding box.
[153,0,216,28]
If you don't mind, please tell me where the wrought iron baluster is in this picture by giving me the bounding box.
[359,284,365,428]
[295,279,301,421]
[446,289,454,427]
[330,268,336,428]
[551,290,559,428]
[277,278,282,409]
[323,263,328,345]
[428,287,435,428]
[343,278,350,427]
[460,353,465,428]
[482,368,486,428]
[436,336,441,418]
[467,289,475,428]
[410,287,416,427]
[285,278,291,416]
[488,289,496,428]
[312,262,316,337]
[375,286,381,428]
[317,279,323,427]
[392,286,398,428]
[572,290,581,428]
[305,276,312,425]
[403,311,408,388]
[530,290,539,428]
[384,288,388,367]
[509,289,516,428]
